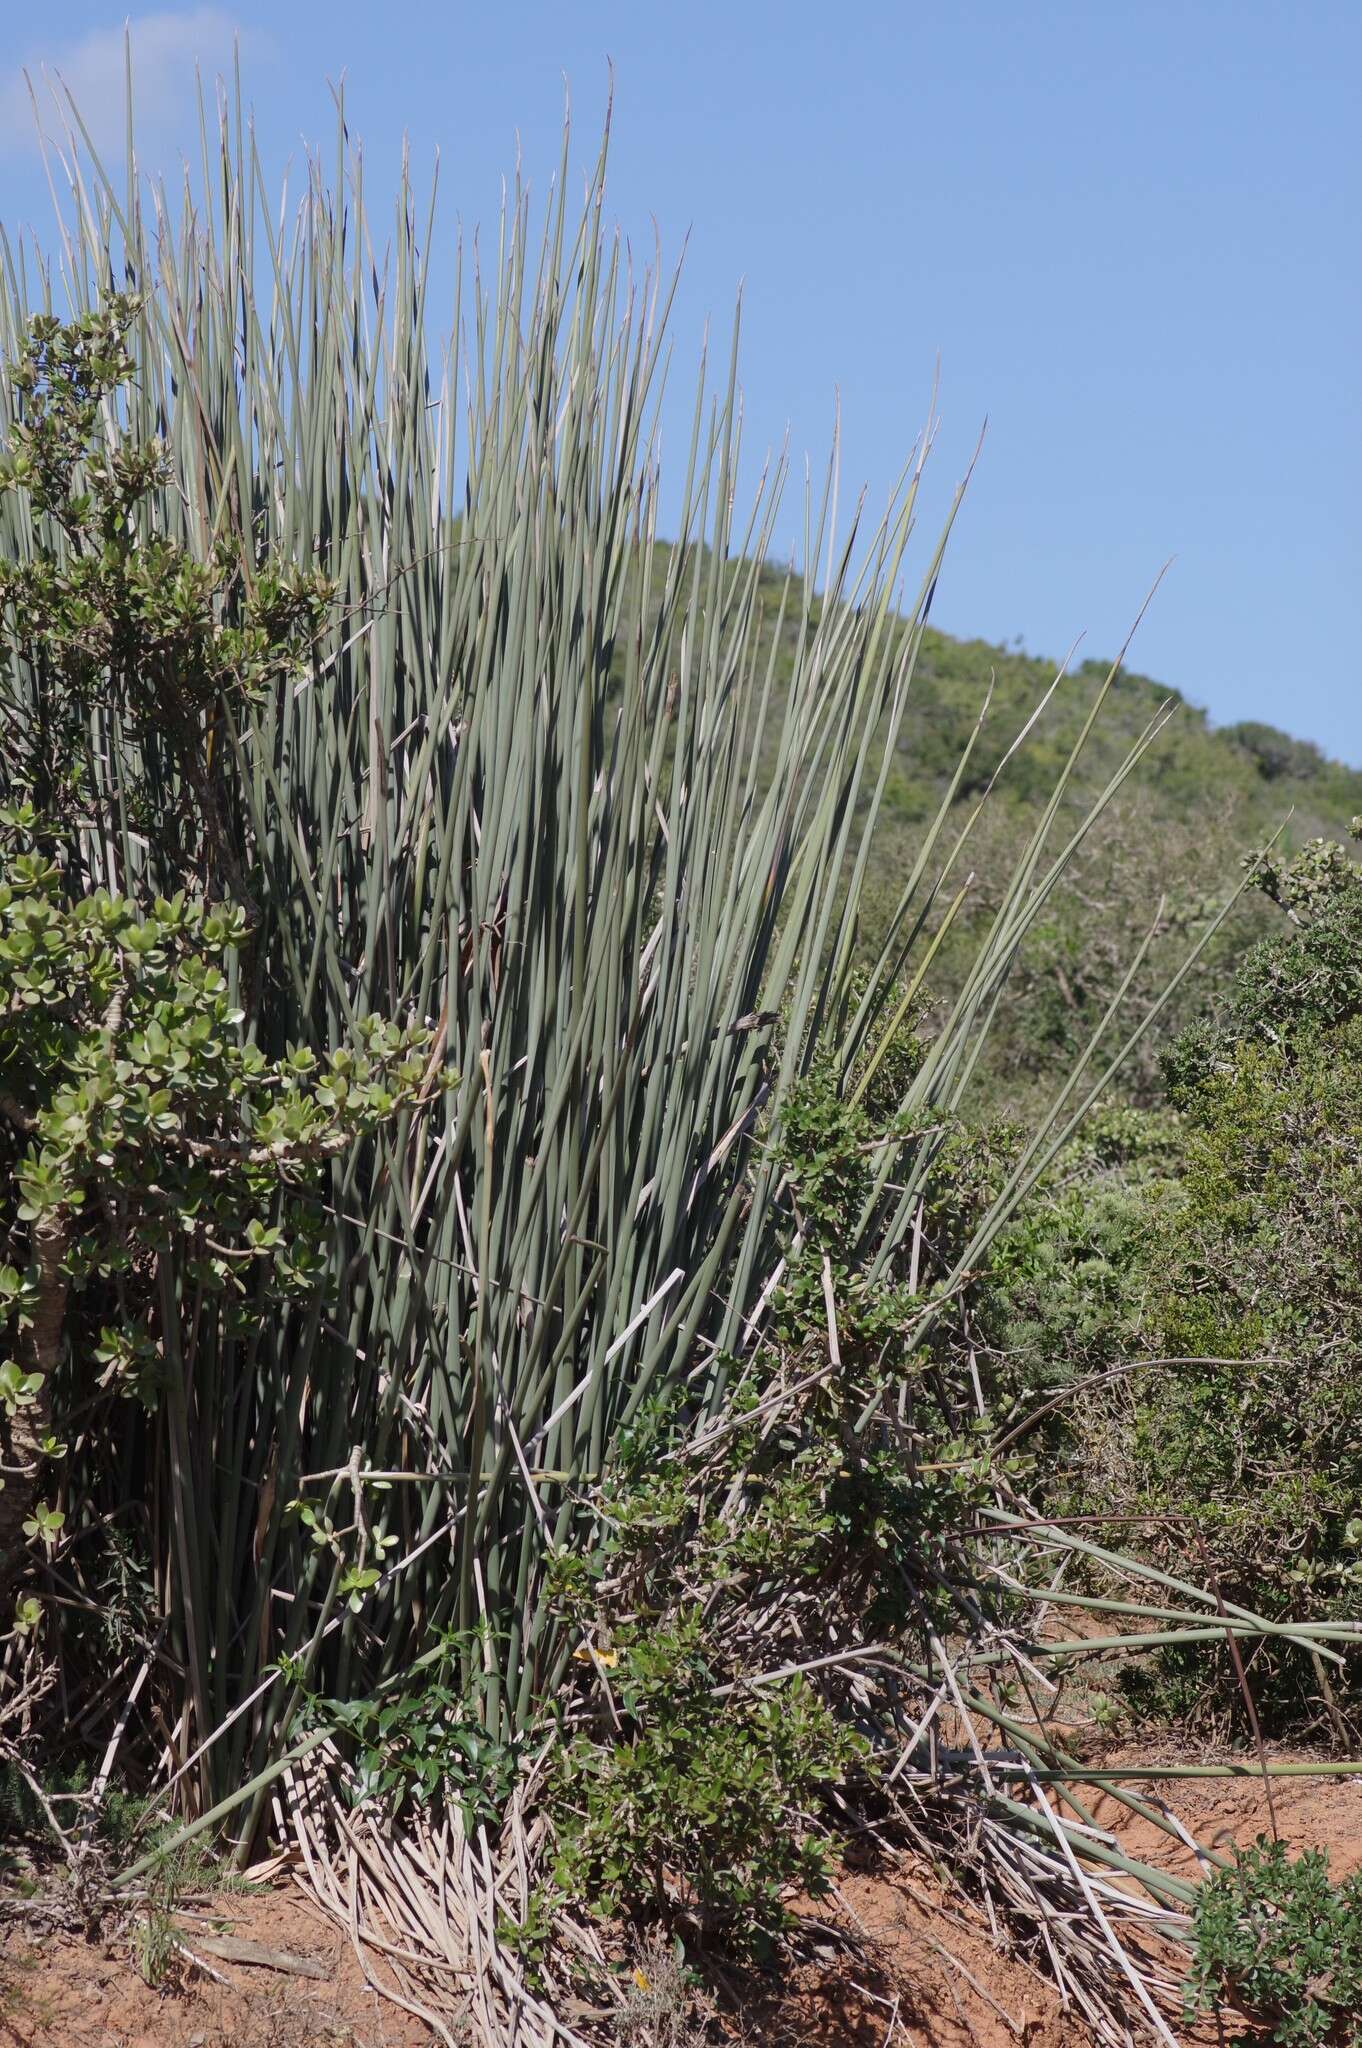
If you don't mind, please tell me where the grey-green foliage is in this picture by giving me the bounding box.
[0,84,1212,1830]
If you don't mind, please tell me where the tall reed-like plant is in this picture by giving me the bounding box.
[2,77,1347,2048]
[1,95,1101,1758]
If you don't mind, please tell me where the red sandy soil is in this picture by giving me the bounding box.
[767,1762,1362,2048]
[3,1764,1360,2047]
[0,1884,434,2048]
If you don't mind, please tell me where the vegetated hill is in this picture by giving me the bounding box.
[624,539,1359,1108]
[676,547,1362,1112]
[901,622,1359,832]
[642,543,1359,840]
[890,622,1360,1111]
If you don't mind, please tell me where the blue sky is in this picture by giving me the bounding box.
[2,2,1358,762]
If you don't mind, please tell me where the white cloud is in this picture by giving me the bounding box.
[0,11,254,161]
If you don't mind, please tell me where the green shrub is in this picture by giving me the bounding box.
[1163,835,1362,1101]
[536,1095,1028,1960]
[289,1631,523,1830]
[985,834,1362,1727]
[0,304,442,1643]
[1188,1837,1362,2046]
[0,814,440,1608]
[985,1125,1167,1388]
[549,1621,861,1955]
[1133,841,1362,1641]
[1138,1019,1362,1613]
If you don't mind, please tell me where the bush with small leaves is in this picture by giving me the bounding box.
[549,1618,863,1956]
[0,302,450,1693]
[981,830,1362,1730]
[0,300,331,904]
[0,806,444,1595]
[1187,1837,1362,2046]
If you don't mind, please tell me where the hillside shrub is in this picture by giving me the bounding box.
[985,833,1362,1728]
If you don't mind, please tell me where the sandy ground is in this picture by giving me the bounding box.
[3,1764,1361,2047]
[0,1885,433,2048]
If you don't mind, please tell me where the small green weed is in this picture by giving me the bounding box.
[122,1804,255,1986]
[131,1901,183,1990]
[1187,1836,1362,2045]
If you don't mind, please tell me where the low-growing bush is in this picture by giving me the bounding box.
[528,1072,1031,1959]
[1187,1837,1362,2046]
[550,1630,861,1954]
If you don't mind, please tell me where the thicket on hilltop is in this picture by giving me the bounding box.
[0,82,1353,2047]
